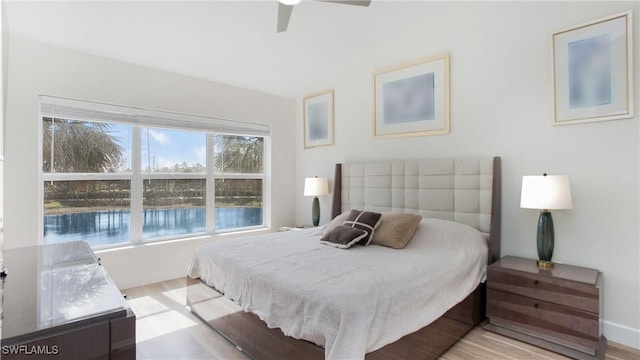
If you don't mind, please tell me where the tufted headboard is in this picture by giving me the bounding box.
[331,157,501,263]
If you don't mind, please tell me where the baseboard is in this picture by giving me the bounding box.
[602,320,640,349]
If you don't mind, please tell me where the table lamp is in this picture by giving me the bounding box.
[304,177,329,227]
[520,174,573,269]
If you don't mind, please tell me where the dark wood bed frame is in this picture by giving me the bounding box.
[187,157,501,359]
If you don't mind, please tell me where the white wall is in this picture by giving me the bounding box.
[295,2,640,348]
[0,2,6,273]
[4,36,296,289]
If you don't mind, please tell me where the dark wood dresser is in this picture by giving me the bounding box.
[0,241,135,360]
[484,256,605,360]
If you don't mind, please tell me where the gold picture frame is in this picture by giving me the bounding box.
[552,11,633,125]
[303,90,335,149]
[373,54,450,138]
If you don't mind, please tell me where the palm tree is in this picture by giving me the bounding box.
[213,135,263,174]
[42,118,124,173]
[213,135,264,207]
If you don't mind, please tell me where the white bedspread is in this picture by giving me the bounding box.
[187,218,488,359]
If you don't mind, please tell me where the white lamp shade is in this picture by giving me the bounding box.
[304,177,329,197]
[279,0,301,5]
[520,175,573,210]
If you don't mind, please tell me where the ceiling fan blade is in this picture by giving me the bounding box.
[277,3,294,33]
[316,0,372,6]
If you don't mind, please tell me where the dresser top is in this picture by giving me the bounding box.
[1,241,129,343]
[491,256,600,285]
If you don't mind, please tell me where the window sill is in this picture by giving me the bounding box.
[94,226,271,253]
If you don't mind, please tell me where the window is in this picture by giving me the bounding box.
[214,135,264,231]
[41,97,269,248]
[141,127,207,240]
[43,119,133,247]
[44,179,132,247]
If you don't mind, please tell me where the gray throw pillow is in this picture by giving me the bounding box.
[343,210,382,246]
[322,210,350,237]
[320,225,368,249]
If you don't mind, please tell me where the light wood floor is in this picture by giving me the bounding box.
[125,278,640,360]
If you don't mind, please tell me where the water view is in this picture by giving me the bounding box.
[44,207,263,247]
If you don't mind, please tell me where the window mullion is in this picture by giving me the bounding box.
[206,133,215,233]
[130,126,143,243]
[213,173,263,180]
[263,135,271,229]
[42,173,132,181]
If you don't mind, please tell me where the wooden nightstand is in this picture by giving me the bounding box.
[484,256,605,360]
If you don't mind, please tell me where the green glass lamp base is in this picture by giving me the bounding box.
[537,210,555,269]
[311,196,320,227]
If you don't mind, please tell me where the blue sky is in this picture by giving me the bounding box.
[110,124,206,172]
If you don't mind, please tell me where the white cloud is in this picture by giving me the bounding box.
[148,129,169,145]
[194,145,206,164]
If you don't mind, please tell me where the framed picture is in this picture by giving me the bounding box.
[552,11,633,125]
[373,53,450,138]
[304,90,334,148]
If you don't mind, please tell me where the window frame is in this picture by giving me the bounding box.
[39,104,269,249]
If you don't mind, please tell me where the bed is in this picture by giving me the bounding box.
[187,157,501,359]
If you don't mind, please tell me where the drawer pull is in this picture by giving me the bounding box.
[534,303,539,308]
[534,280,539,285]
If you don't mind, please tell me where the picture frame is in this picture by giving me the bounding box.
[552,11,633,126]
[373,53,450,138]
[303,90,334,149]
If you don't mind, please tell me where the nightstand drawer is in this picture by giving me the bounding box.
[487,288,599,354]
[487,267,599,313]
